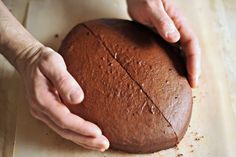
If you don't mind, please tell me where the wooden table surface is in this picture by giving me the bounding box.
[0,0,236,157]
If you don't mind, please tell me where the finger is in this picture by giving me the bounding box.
[149,0,180,43]
[30,108,109,151]
[39,48,84,104]
[162,1,201,87]
[182,36,201,88]
[33,74,103,138]
[44,99,103,137]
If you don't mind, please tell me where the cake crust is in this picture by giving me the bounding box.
[59,19,192,153]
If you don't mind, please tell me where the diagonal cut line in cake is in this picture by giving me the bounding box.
[82,23,178,144]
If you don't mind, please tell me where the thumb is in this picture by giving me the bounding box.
[39,48,84,104]
[55,71,84,105]
[149,1,180,43]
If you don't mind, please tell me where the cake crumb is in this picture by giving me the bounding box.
[177,154,183,157]
[193,96,196,99]
[149,105,155,114]
[54,34,59,38]
[114,53,118,59]
[137,61,142,66]
[190,150,194,153]
[195,137,200,141]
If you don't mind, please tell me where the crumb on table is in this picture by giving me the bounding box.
[54,34,59,38]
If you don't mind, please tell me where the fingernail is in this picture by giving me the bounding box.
[195,77,199,87]
[196,45,201,53]
[69,88,84,104]
[99,148,106,152]
[191,76,199,88]
[196,75,201,85]
[165,23,179,42]
[101,138,110,150]
[103,140,110,150]
[95,128,102,136]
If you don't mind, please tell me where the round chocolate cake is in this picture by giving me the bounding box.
[59,19,192,153]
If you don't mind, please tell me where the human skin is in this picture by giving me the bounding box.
[0,0,109,152]
[127,0,201,87]
[0,0,201,152]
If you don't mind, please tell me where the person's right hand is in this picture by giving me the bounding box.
[0,0,109,151]
[17,45,110,151]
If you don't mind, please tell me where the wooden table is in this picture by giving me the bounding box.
[1,0,236,157]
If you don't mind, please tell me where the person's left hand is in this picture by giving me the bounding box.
[127,0,201,88]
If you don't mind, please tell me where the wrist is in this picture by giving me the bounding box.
[14,42,44,75]
[0,1,44,74]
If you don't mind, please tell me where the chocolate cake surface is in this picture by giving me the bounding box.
[59,19,192,153]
